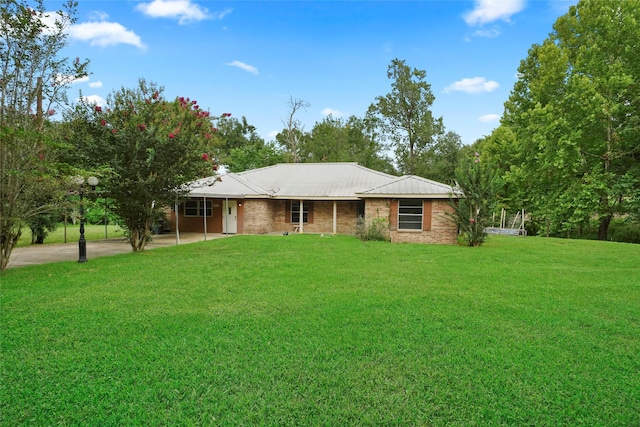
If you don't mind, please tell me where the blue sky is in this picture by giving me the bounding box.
[52,0,576,145]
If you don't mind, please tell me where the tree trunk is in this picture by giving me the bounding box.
[0,227,21,271]
[597,214,612,241]
[128,221,153,252]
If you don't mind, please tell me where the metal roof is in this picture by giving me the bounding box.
[188,174,269,198]
[187,163,456,200]
[356,175,457,199]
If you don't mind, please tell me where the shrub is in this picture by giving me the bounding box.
[356,216,389,242]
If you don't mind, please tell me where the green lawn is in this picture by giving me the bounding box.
[16,224,124,247]
[1,235,639,425]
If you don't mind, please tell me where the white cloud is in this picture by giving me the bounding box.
[267,130,279,139]
[68,21,145,49]
[80,95,106,107]
[227,61,259,75]
[444,77,499,94]
[89,81,103,88]
[471,26,501,38]
[136,0,231,25]
[321,108,343,117]
[478,113,501,122]
[88,11,110,21]
[463,0,525,26]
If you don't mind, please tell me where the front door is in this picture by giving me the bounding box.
[223,200,237,234]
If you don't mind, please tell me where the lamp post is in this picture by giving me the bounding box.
[77,176,99,263]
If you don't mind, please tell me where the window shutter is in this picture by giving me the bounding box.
[390,199,398,230]
[285,201,291,223]
[307,201,314,224]
[423,200,432,231]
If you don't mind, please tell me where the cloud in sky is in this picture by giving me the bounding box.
[89,81,103,88]
[478,113,501,123]
[227,61,259,75]
[463,0,525,26]
[136,0,231,25]
[472,26,501,38]
[321,108,343,117]
[80,94,106,107]
[444,77,499,94]
[68,21,145,49]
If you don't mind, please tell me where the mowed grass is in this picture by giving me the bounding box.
[1,235,639,425]
[16,224,124,247]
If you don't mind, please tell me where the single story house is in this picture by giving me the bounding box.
[168,162,459,244]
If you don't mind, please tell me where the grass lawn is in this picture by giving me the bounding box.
[1,235,639,425]
[16,224,124,247]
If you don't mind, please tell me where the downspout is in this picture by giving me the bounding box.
[175,202,180,245]
[203,196,207,241]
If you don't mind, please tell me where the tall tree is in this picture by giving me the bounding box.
[65,80,220,251]
[214,115,284,172]
[0,0,89,270]
[280,96,309,163]
[303,115,395,173]
[367,59,443,175]
[502,0,640,240]
[417,130,462,183]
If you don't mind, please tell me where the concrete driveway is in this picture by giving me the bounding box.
[6,233,229,269]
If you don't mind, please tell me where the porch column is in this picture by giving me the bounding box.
[203,197,207,241]
[175,202,180,245]
[333,201,337,235]
[299,199,304,234]
[225,197,228,236]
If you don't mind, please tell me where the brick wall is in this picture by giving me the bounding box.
[170,196,457,244]
[168,200,222,233]
[242,199,273,234]
[364,198,457,244]
[266,200,359,234]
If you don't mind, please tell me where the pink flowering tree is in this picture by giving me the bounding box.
[65,79,221,251]
[446,152,500,247]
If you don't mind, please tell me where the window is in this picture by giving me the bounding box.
[184,200,212,217]
[398,199,423,230]
[291,201,309,223]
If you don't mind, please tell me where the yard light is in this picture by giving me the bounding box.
[78,176,99,263]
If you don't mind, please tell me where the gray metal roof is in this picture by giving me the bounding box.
[237,162,398,199]
[187,163,456,200]
[356,175,457,199]
[188,174,269,198]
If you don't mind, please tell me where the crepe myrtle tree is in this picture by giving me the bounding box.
[66,79,222,251]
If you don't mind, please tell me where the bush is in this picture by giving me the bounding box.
[356,216,389,242]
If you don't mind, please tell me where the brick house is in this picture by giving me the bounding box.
[168,162,459,244]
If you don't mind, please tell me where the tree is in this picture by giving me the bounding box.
[65,79,220,251]
[367,59,443,175]
[213,115,285,172]
[280,96,309,163]
[446,152,499,247]
[0,0,89,270]
[417,130,462,183]
[302,115,395,173]
[502,0,640,240]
